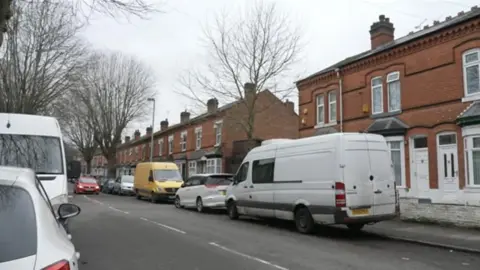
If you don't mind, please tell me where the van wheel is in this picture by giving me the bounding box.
[347,223,365,232]
[196,197,204,212]
[150,192,157,203]
[227,200,239,220]
[175,196,183,209]
[295,207,315,234]
[136,192,142,200]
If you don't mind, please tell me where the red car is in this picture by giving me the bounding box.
[74,177,100,195]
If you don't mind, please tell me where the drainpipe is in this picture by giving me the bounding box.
[335,68,343,132]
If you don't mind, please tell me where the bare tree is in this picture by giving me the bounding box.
[76,0,160,20]
[178,1,301,139]
[0,0,87,114]
[57,94,97,174]
[73,51,156,177]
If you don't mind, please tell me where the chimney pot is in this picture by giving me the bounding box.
[160,119,169,131]
[180,111,191,123]
[207,98,219,113]
[146,126,152,135]
[284,99,294,112]
[124,136,131,142]
[134,130,141,140]
[369,15,395,50]
[472,6,479,11]
[433,20,440,25]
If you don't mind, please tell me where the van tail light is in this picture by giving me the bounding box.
[42,260,70,270]
[335,182,346,208]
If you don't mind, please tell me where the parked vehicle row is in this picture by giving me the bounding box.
[116,133,399,234]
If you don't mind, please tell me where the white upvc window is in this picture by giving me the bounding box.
[158,139,164,156]
[386,136,406,187]
[168,135,174,155]
[328,91,336,122]
[195,127,202,150]
[180,131,187,152]
[316,95,324,125]
[188,161,197,176]
[463,48,480,101]
[387,72,401,112]
[371,77,383,114]
[206,158,222,173]
[214,120,223,146]
[464,136,480,187]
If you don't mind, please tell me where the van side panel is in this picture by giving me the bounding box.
[365,135,396,216]
[274,140,338,224]
[341,136,374,213]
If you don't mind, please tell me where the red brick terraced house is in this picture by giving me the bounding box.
[115,83,299,180]
[91,150,108,178]
[296,7,480,227]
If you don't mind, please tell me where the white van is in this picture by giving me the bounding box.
[225,133,397,234]
[0,113,69,209]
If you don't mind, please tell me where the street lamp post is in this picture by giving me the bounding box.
[147,98,156,162]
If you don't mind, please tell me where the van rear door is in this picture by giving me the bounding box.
[364,134,396,216]
[342,135,374,216]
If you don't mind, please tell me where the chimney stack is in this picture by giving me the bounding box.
[180,111,190,123]
[125,136,130,142]
[370,15,395,50]
[284,99,294,112]
[244,83,256,99]
[207,98,219,113]
[146,126,152,136]
[160,119,169,131]
[134,130,141,140]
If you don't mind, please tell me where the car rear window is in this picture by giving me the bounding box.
[80,178,97,184]
[0,185,37,263]
[205,175,233,185]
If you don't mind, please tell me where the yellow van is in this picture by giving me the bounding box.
[134,162,184,203]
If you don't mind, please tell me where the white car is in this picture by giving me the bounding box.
[174,173,233,212]
[113,175,135,195]
[0,166,81,270]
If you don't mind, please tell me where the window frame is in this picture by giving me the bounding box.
[195,127,202,150]
[464,135,480,187]
[463,48,480,99]
[188,160,197,176]
[168,135,174,155]
[180,131,187,152]
[234,162,249,184]
[316,94,324,125]
[214,120,223,146]
[371,76,383,115]
[158,138,164,156]
[328,91,337,123]
[387,71,401,112]
[386,136,406,188]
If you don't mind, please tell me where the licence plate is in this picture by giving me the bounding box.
[351,208,369,215]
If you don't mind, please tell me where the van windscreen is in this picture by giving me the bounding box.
[0,134,63,175]
[153,169,182,182]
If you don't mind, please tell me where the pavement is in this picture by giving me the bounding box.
[68,192,480,270]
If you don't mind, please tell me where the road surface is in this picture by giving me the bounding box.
[69,193,480,270]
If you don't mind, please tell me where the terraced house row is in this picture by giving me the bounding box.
[111,84,298,180]
[297,7,480,227]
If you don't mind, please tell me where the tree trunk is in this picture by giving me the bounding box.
[107,157,117,178]
[86,159,92,174]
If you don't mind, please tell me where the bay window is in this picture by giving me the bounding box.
[464,136,480,186]
[188,161,197,176]
[206,158,222,173]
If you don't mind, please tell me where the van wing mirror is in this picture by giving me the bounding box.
[148,175,154,182]
[181,183,186,188]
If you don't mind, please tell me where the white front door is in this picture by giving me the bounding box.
[411,136,430,198]
[437,133,459,194]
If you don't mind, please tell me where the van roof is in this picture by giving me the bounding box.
[137,162,178,169]
[0,113,62,137]
[251,132,384,153]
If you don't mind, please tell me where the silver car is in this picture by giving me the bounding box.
[113,175,135,196]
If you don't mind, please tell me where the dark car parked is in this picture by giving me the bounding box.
[102,179,116,194]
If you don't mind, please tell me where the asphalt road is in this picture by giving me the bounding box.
[69,192,480,270]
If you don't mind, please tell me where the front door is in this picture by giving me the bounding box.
[410,137,430,198]
[437,133,459,195]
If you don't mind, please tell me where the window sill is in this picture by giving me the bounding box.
[314,122,337,129]
[370,110,402,119]
[462,94,480,103]
[464,186,480,193]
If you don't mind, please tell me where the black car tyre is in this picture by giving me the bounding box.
[295,207,315,234]
[227,200,239,220]
[196,197,204,213]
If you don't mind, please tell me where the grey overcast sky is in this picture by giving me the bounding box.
[80,0,478,138]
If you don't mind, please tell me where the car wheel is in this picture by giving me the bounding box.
[174,196,182,209]
[227,200,239,220]
[347,223,365,232]
[196,197,204,213]
[294,207,315,234]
